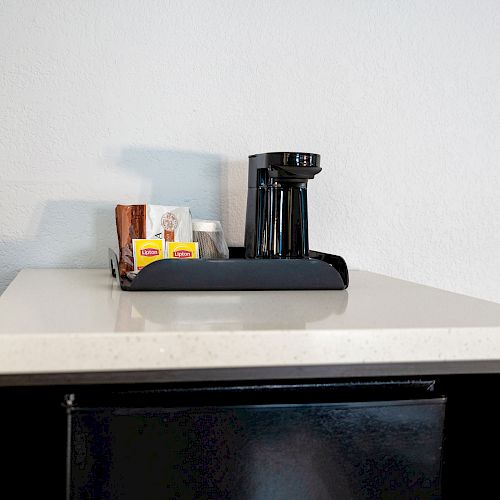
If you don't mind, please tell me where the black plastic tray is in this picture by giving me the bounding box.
[109,248,348,291]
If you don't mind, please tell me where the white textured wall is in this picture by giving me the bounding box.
[1,0,499,301]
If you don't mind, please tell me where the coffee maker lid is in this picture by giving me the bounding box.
[249,152,320,168]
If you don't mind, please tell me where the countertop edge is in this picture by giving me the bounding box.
[2,359,500,387]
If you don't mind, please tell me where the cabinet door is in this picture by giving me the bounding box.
[68,397,445,499]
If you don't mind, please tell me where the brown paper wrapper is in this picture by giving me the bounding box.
[115,205,146,278]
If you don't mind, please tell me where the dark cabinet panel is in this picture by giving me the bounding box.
[0,388,66,499]
[69,398,445,499]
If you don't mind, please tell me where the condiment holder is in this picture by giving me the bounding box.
[111,151,349,292]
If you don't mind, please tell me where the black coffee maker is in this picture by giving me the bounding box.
[244,152,322,259]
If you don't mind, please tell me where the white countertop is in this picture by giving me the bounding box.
[1,269,500,381]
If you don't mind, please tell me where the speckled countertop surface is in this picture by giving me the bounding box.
[0,269,499,380]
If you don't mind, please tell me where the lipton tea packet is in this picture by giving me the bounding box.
[132,239,165,271]
[166,242,199,259]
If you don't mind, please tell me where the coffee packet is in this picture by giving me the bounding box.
[145,205,192,243]
[115,204,146,278]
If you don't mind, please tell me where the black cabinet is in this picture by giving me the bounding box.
[67,381,445,499]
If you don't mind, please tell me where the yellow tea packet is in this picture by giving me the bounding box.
[132,239,164,271]
[166,242,199,259]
